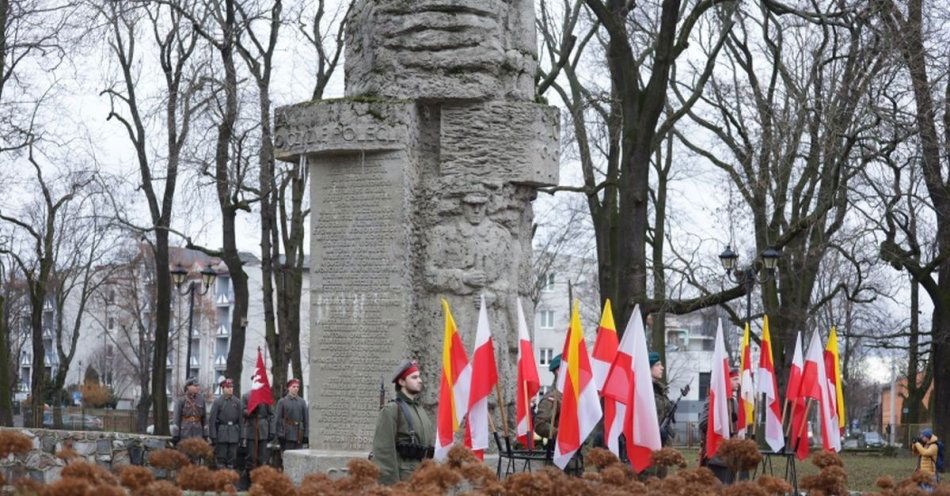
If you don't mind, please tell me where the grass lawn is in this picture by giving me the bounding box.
[670,448,918,494]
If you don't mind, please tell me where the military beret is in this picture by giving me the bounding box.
[391,359,419,383]
[548,354,562,372]
[729,367,740,378]
[220,378,233,388]
[184,377,199,390]
[649,352,661,366]
[287,378,301,388]
[462,192,489,204]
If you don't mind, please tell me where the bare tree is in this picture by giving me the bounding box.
[873,0,950,441]
[98,1,205,434]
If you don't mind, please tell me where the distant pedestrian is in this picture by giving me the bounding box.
[209,378,242,469]
[173,378,206,444]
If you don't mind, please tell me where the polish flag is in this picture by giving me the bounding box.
[553,300,602,469]
[602,305,661,472]
[515,299,541,449]
[788,331,809,460]
[756,316,784,452]
[434,299,471,461]
[737,323,755,437]
[705,319,733,459]
[591,299,619,391]
[462,295,498,460]
[802,331,841,452]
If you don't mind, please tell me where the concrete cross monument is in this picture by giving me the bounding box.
[273,0,559,477]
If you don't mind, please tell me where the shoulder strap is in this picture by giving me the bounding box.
[395,398,418,444]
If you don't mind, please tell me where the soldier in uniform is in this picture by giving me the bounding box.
[209,378,242,469]
[650,352,673,444]
[242,389,275,469]
[533,354,561,441]
[173,378,206,444]
[275,379,308,453]
[371,359,435,485]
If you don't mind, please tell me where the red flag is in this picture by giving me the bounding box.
[591,299,619,391]
[515,299,541,449]
[804,331,840,452]
[247,348,274,414]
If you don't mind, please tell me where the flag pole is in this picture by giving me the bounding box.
[495,380,511,439]
[791,398,814,453]
[522,379,532,449]
[782,399,793,437]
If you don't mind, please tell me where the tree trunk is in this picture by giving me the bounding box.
[0,294,12,426]
[150,231,172,435]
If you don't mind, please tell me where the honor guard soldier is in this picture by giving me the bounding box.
[173,378,206,444]
[242,390,275,469]
[371,359,435,485]
[275,379,308,452]
[209,378,242,469]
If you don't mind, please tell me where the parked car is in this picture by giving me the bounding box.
[41,412,102,430]
[863,431,886,448]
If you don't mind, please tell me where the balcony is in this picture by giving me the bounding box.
[20,354,31,365]
[214,355,227,368]
[216,324,229,337]
[189,355,199,367]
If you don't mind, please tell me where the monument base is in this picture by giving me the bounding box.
[281,449,501,484]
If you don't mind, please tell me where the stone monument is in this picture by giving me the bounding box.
[273,0,559,478]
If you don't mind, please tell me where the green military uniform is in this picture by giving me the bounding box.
[371,360,434,485]
[275,382,308,451]
[173,378,206,443]
[533,388,561,440]
[209,380,242,469]
[654,379,673,444]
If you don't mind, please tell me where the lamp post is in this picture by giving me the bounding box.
[719,245,781,326]
[171,263,216,386]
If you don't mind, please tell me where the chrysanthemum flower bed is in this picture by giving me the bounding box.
[0,431,947,495]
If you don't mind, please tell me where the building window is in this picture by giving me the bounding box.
[538,348,554,366]
[699,372,711,400]
[108,317,114,330]
[538,311,555,329]
[541,273,556,292]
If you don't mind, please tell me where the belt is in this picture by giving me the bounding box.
[283,419,302,426]
[219,421,236,426]
[182,416,202,423]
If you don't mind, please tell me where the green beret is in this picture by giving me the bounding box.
[649,352,661,366]
[549,354,562,372]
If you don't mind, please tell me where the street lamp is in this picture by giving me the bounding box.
[719,245,781,325]
[172,263,217,385]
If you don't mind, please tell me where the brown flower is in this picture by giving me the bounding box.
[116,465,155,491]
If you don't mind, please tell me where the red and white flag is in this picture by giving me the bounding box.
[788,331,809,460]
[802,331,841,452]
[246,348,274,414]
[756,316,784,452]
[462,295,498,459]
[553,300,602,469]
[705,319,733,459]
[515,299,541,449]
[602,305,661,472]
[434,299,471,461]
[591,299,619,391]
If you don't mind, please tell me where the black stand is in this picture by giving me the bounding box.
[753,449,798,495]
[492,433,583,478]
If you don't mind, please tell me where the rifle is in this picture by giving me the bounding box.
[379,375,386,410]
[659,383,691,445]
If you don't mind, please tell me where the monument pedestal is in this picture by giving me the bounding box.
[282,449,502,485]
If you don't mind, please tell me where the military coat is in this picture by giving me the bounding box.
[209,393,243,443]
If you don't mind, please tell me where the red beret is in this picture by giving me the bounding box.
[287,378,301,388]
[220,378,233,388]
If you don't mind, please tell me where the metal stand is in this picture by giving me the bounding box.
[753,450,798,495]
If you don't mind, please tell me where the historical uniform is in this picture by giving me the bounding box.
[372,360,435,485]
[209,379,242,469]
[173,378,206,443]
[242,391,275,468]
[275,379,308,451]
